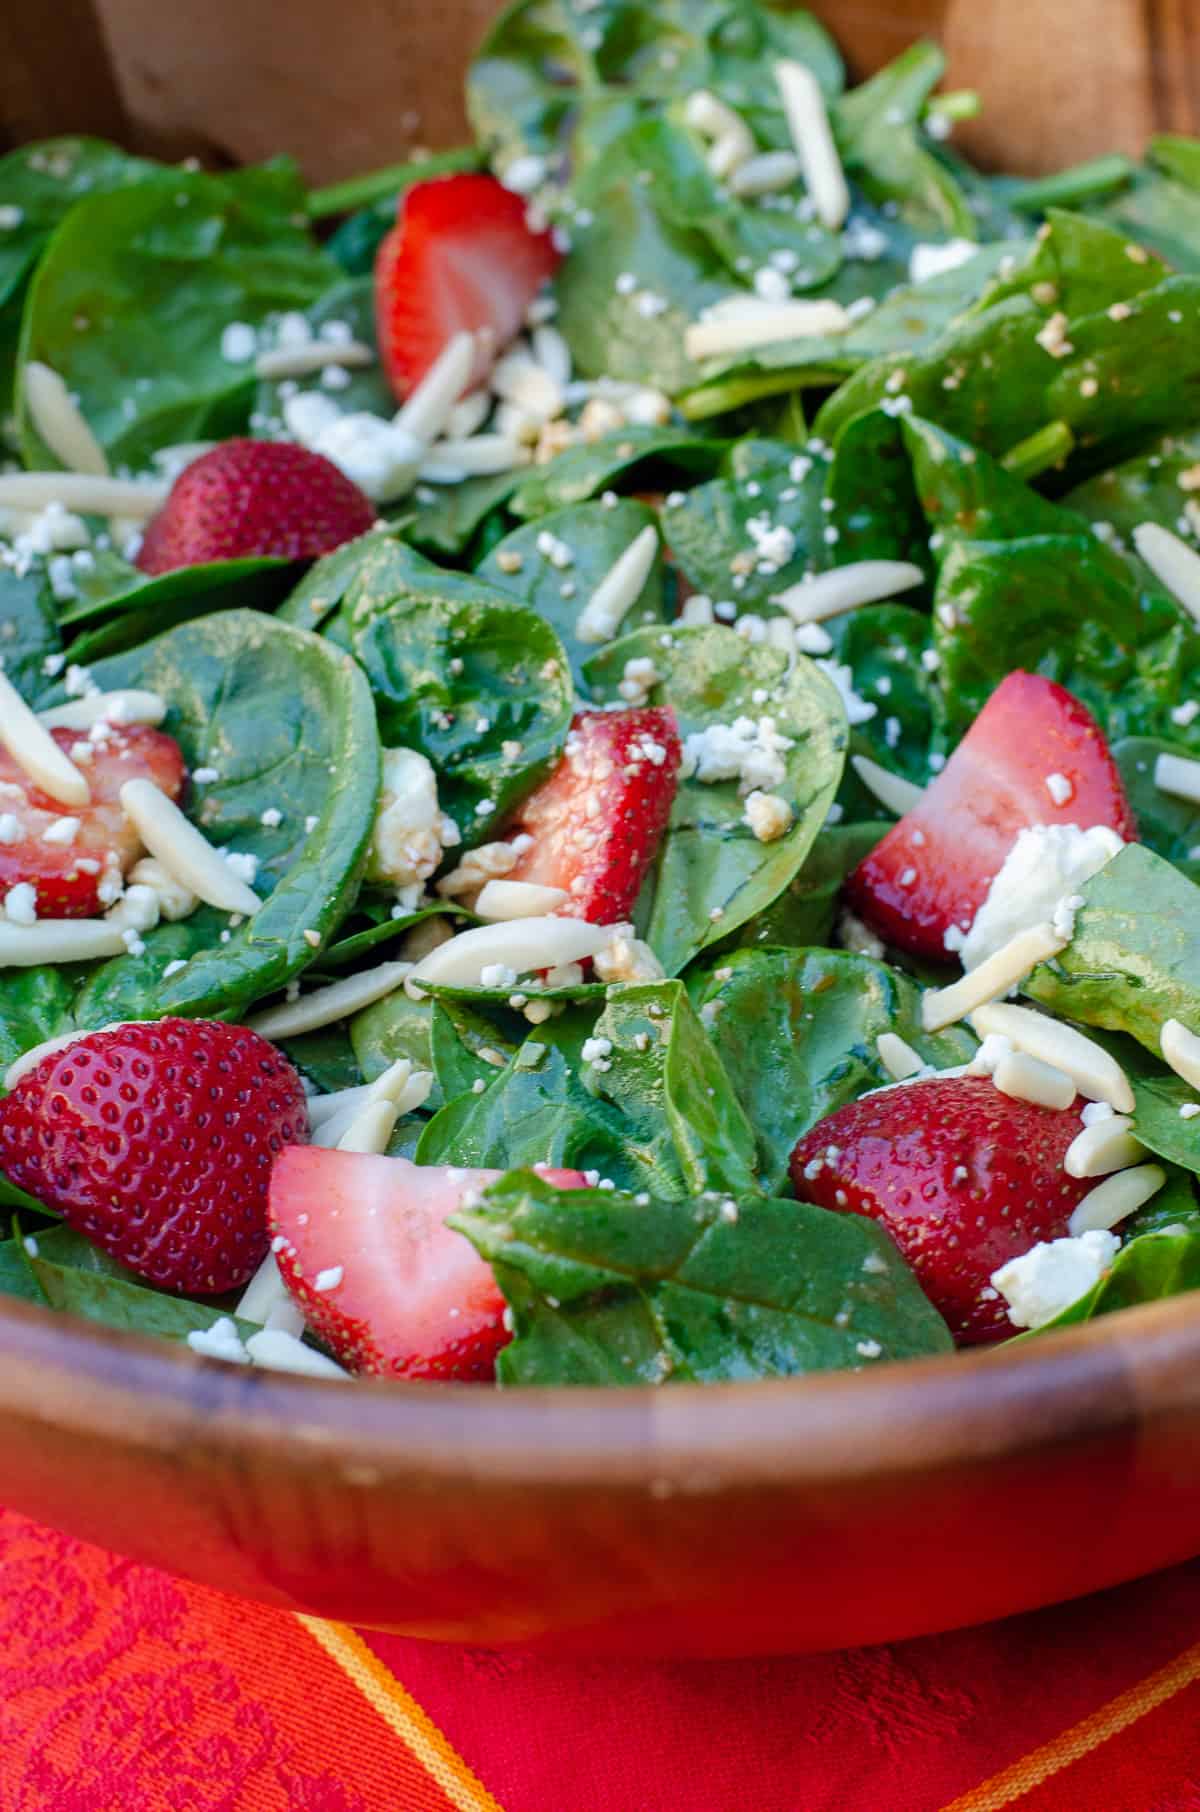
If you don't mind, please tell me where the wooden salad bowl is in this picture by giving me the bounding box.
[3,0,1200,1656]
[3,1288,1200,1653]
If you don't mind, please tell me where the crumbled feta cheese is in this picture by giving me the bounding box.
[0,814,20,845]
[743,789,794,842]
[592,926,664,984]
[956,823,1124,970]
[480,962,518,989]
[814,659,877,726]
[681,715,795,794]
[991,1230,1120,1330]
[3,882,37,925]
[187,1316,251,1364]
[220,321,257,364]
[366,747,460,892]
[1045,771,1074,806]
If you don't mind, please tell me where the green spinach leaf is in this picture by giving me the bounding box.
[694,947,976,1190]
[451,1170,951,1385]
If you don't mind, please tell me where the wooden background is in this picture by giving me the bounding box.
[0,0,1198,181]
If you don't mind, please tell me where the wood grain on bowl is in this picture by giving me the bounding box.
[3,0,1200,176]
[2,1291,1200,1655]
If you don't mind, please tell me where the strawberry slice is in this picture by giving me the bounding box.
[374,173,562,399]
[504,707,682,923]
[269,1149,584,1380]
[136,439,376,575]
[790,1075,1094,1343]
[0,1020,307,1293]
[0,724,185,917]
[844,672,1136,961]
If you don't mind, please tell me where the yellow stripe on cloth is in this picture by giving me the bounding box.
[296,1615,507,1812]
[941,1638,1200,1810]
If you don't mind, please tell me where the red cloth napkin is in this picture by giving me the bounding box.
[3,1503,1198,1811]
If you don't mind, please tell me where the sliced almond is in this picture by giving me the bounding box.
[921,923,1066,1033]
[246,960,411,1040]
[0,669,90,806]
[970,1000,1135,1113]
[1068,1163,1165,1235]
[119,778,261,916]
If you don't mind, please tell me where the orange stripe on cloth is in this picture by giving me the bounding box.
[297,1615,508,1812]
[941,1638,1200,1810]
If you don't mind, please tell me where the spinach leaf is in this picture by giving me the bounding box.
[0,564,61,700]
[325,544,573,845]
[407,471,525,559]
[929,532,1200,751]
[11,1225,258,1344]
[834,43,974,236]
[507,425,725,519]
[1113,737,1200,880]
[0,968,75,1078]
[589,981,760,1196]
[1064,431,1200,545]
[417,1028,683,1194]
[1088,169,1200,275]
[660,439,826,607]
[825,604,937,807]
[693,947,976,1191]
[67,609,378,1025]
[585,624,847,972]
[468,0,841,180]
[1026,843,1200,1056]
[53,547,293,638]
[452,1170,951,1385]
[0,138,163,408]
[430,1000,523,1107]
[278,1026,363,1093]
[276,524,405,633]
[718,821,887,950]
[479,498,667,683]
[19,162,338,470]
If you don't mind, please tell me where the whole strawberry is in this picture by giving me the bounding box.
[0,1020,308,1293]
[790,1076,1092,1343]
[135,439,376,574]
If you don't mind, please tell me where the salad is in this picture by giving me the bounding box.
[3,2,1200,1390]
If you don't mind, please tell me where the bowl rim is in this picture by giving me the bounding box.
[2,1286,1199,1490]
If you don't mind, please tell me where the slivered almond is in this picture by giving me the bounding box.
[39,689,167,731]
[992,1050,1076,1111]
[0,473,167,517]
[774,560,925,625]
[253,341,373,380]
[576,525,659,644]
[876,1031,924,1081]
[119,778,261,916]
[337,1098,401,1154]
[1162,1017,1200,1090]
[850,755,924,817]
[729,151,803,197]
[23,362,109,475]
[392,332,477,445]
[407,916,615,989]
[246,960,411,1040]
[775,59,850,229]
[1133,522,1200,624]
[1065,1116,1147,1179]
[970,1000,1135,1112]
[1068,1163,1165,1235]
[1154,751,1200,805]
[0,920,128,966]
[236,1253,300,1329]
[475,879,571,920]
[242,1328,349,1378]
[921,923,1067,1032]
[0,669,90,806]
[686,299,849,361]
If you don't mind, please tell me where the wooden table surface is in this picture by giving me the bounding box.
[1,0,1197,180]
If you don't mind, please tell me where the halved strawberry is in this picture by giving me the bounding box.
[269,1149,585,1381]
[844,672,1136,961]
[0,724,185,917]
[790,1076,1093,1342]
[136,439,376,575]
[374,173,562,399]
[504,707,682,923]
